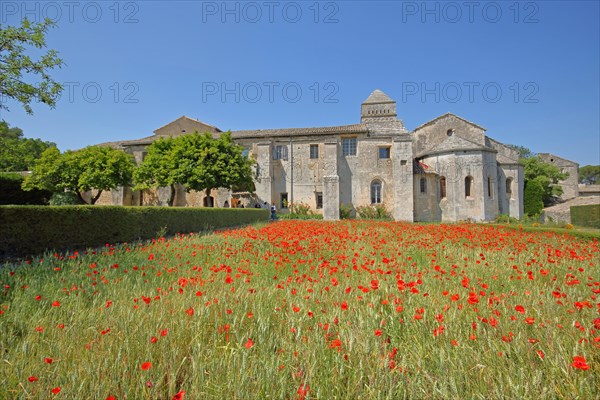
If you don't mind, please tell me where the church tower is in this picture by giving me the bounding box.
[360,89,408,135]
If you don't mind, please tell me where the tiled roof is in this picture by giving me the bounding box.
[231,124,369,139]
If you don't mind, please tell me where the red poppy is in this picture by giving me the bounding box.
[571,356,590,370]
[52,301,61,307]
[515,305,525,314]
[172,391,186,400]
[45,357,53,364]
[51,387,61,395]
[244,338,254,348]
[150,336,158,343]
[106,397,116,400]
[185,307,194,316]
[374,329,383,337]
[141,362,152,370]
[28,376,38,382]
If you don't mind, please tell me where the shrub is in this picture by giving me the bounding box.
[279,202,323,220]
[524,180,544,216]
[356,203,392,220]
[0,173,51,205]
[339,204,353,219]
[49,191,85,205]
[0,206,269,260]
[571,204,600,228]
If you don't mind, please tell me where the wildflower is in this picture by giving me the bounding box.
[244,338,254,348]
[141,362,152,370]
[571,356,590,370]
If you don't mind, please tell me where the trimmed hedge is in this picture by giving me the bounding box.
[571,204,600,228]
[0,206,268,260]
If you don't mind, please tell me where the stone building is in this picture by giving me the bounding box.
[537,153,579,200]
[100,89,525,222]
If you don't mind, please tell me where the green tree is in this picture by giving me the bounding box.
[0,121,56,171]
[523,179,544,216]
[23,146,136,204]
[1,18,64,114]
[133,132,255,206]
[579,165,600,185]
[506,144,535,159]
[133,136,178,206]
[522,156,568,205]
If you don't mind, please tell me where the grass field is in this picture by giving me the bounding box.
[1,220,598,399]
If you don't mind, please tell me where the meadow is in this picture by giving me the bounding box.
[1,220,598,399]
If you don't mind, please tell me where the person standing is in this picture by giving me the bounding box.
[270,202,277,220]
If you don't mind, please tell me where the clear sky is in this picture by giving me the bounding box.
[1,0,599,165]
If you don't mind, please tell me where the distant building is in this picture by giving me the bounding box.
[537,153,579,200]
[100,89,530,221]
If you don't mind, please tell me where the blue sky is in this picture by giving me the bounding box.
[1,0,599,165]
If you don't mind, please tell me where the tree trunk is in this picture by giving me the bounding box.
[168,185,175,207]
[90,190,103,205]
[76,191,90,205]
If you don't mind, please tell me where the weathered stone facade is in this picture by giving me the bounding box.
[538,153,579,200]
[100,89,532,222]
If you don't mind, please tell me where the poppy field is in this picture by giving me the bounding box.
[1,220,598,399]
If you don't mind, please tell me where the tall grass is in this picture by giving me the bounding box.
[1,221,598,399]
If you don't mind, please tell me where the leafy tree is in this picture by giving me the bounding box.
[522,156,568,205]
[0,121,56,171]
[506,144,535,159]
[523,179,544,217]
[579,165,600,185]
[23,146,136,204]
[1,18,64,114]
[133,136,178,206]
[133,132,255,206]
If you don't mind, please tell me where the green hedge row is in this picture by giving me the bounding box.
[571,204,600,228]
[0,206,269,260]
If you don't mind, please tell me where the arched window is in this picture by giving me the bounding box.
[440,177,447,199]
[420,177,427,193]
[506,178,513,198]
[371,180,382,204]
[465,176,473,198]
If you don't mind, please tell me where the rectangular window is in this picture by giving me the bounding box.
[273,145,288,160]
[280,193,288,209]
[378,147,391,159]
[487,177,493,197]
[310,144,319,159]
[316,192,323,209]
[342,138,357,156]
[440,177,447,199]
[420,177,427,193]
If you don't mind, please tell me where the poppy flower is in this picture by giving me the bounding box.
[45,357,53,364]
[173,391,186,400]
[185,307,194,316]
[141,362,152,370]
[52,301,61,307]
[51,387,61,394]
[28,376,38,382]
[571,356,590,370]
[244,338,254,348]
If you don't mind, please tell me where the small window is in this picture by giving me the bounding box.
[273,145,288,160]
[400,160,407,165]
[447,129,454,136]
[342,138,357,156]
[465,176,473,198]
[316,192,323,209]
[371,180,382,204]
[506,178,513,198]
[487,177,493,197]
[280,193,288,209]
[440,177,447,199]
[378,147,391,159]
[310,144,319,159]
[420,177,427,193]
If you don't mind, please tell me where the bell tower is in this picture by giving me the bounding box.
[361,89,398,123]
